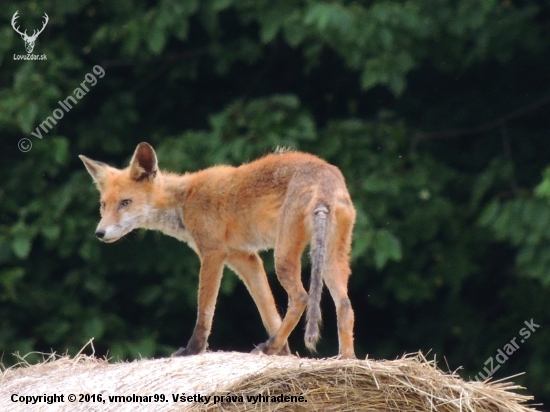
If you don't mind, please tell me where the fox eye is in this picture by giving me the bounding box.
[119,199,132,209]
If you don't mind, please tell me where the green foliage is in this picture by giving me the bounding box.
[535,166,550,200]
[1,0,550,405]
[480,196,550,284]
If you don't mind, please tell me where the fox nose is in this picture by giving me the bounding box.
[95,229,106,239]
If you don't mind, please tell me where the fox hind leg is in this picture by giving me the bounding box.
[323,258,355,359]
[323,208,355,359]
[253,205,309,356]
[225,251,290,355]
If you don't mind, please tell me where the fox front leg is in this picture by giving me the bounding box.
[172,250,226,356]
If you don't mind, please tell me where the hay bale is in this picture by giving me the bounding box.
[0,351,537,411]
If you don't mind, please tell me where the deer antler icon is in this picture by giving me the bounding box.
[11,11,49,54]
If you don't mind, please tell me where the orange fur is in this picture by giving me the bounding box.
[80,142,356,358]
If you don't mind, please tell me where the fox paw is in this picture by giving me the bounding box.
[172,347,192,357]
[172,346,205,357]
[251,342,269,355]
[251,340,291,356]
[277,342,291,356]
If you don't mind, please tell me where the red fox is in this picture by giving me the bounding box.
[80,143,356,358]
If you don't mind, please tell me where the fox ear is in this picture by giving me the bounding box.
[129,142,158,182]
[79,155,107,185]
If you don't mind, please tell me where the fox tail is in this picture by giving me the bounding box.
[305,203,329,351]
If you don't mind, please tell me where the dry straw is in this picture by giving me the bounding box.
[0,344,538,412]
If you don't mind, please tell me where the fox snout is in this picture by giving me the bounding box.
[93,222,127,243]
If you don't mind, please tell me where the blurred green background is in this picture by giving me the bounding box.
[1,0,549,406]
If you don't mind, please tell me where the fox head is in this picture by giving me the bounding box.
[79,142,159,243]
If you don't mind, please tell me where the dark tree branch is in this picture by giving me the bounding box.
[500,124,519,195]
[410,94,550,151]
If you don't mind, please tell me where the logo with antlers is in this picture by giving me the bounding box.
[11,10,49,54]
